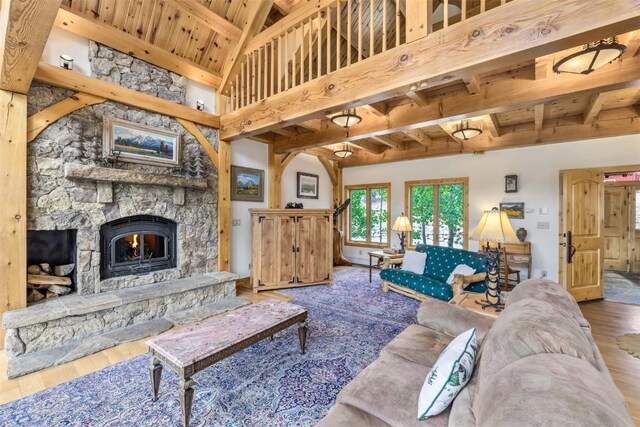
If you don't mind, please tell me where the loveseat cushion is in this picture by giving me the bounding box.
[417,298,495,343]
[416,244,487,284]
[477,299,598,391]
[316,403,391,426]
[381,324,452,367]
[474,354,635,427]
[336,353,450,427]
[380,269,453,301]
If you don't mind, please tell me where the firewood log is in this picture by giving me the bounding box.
[40,263,53,274]
[27,274,72,287]
[54,264,75,277]
[27,289,45,303]
[47,284,72,295]
[27,265,42,275]
[46,290,59,299]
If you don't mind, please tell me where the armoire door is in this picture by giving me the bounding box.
[296,215,332,284]
[560,170,605,302]
[253,215,296,287]
[604,186,630,272]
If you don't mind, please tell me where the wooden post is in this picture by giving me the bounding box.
[268,144,282,209]
[217,139,231,272]
[333,164,343,230]
[0,90,27,347]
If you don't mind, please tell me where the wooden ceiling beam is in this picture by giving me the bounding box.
[339,109,640,167]
[163,0,242,42]
[303,146,342,159]
[406,87,429,106]
[621,30,640,59]
[370,135,406,150]
[0,0,62,94]
[583,93,606,124]
[34,63,220,128]
[272,54,640,153]
[221,0,640,140]
[350,139,389,154]
[403,129,434,146]
[55,7,222,88]
[484,114,502,137]
[464,75,482,95]
[534,103,545,130]
[220,0,274,93]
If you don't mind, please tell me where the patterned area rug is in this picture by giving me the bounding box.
[605,271,640,305]
[0,268,418,426]
[617,333,640,359]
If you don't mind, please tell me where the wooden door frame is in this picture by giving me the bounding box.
[559,163,640,288]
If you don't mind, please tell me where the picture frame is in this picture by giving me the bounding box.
[231,166,265,202]
[297,172,319,199]
[104,119,180,167]
[505,175,518,193]
[500,202,525,219]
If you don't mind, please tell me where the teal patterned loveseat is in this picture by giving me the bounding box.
[380,244,487,301]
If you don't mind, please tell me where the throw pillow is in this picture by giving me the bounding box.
[418,328,478,419]
[446,264,476,286]
[401,250,427,275]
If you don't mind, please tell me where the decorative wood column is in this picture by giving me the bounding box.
[0,90,27,347]
[268,144,282,209]
[217,139,231,272]
[333,164,344,231]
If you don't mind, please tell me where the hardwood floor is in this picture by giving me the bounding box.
[0,283,639,426]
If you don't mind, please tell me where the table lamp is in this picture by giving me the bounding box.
[392,213,412,254]
[470,207,519,310]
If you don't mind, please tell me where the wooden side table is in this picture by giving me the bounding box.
[368,250,403,282]
[450,292,500,318]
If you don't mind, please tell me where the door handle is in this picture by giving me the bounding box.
[566,231,577,264]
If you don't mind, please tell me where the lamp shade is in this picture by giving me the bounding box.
[392,215,412,232]
[470,209,519,243]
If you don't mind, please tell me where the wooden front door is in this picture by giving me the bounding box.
[560,170,605,302]
[604,186,630,272]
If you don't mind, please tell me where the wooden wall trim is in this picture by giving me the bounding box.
[34,63,220,129]
[217,139,231,272]
[176,118,219,170]
[27,93,106,142]
[0,90,27,348]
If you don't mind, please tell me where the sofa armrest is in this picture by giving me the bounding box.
[417,298,495,342]
[451,272,487,296]
[382,256,402,269]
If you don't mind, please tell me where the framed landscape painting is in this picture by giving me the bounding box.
[105,119,180,167]
[500,202,525,219]
[297,172,319,199]
[231,166,264,202]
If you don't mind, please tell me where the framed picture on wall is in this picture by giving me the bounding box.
[231,166,265,202]
[505,175,518,193]
[104,119,180,167]
[500,202,525,219]
[297,172,319,199]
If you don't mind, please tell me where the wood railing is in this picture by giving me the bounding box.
[225,0,514,112]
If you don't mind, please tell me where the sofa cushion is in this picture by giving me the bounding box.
[381,324,453,367]
[446,264,476,285]
[506,278,590,328]
[380,269,453,301]
[417,298,495,343]
[336,353,450,427]
[474,354,635,427]
[316,403,391,427]
[416,244,487,284]
[477,299,598,391]
[448,373,478,426]
[402,250,428,274]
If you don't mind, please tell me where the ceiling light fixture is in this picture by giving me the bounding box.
[452,120,482,140]
[333,142,353,158]
[330,108,362,128]
[552,37,626,75]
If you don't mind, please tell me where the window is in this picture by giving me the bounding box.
[405,178,468,249]
[346,183,391,247]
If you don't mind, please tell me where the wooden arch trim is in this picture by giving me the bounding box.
[281,151,301,172]
[27,93,106,142]
[177,118,219,170]
[317,156,337,185]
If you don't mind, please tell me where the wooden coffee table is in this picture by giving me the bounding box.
[146,299,308,426]
[450,292,501,318]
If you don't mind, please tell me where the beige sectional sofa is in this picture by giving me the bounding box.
[317,279,634,426]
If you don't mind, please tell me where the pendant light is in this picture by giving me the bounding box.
[552,37,626,75]
[452,120,482,141]
[334,143,353,158]
[330,108,362,128]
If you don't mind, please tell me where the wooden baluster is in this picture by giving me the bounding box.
[240,58,245,107]
[347,0,352,66]
[308,17,313,81]
[278,34,283,93]
[461,0,466,21]
[258,48,262,101]
[271,41,275,96]
[301,21,306,83]
[382,0,387,52]
[481,0,486,13]
[317,12,322,78]
[358,0,362,61]
[444,0,448,28]
[369,0,374,55]
[293,25,298,87]
[336,1,341,70]
[284,31,289,90]
[395,0,400,47]
[234,74,239,110]
[326,6,331,73]
[250,53,255,104]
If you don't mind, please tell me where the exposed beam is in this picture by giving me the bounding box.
[370,135,406,150]
[621,30,640,60]
[272,127,300,138]
[406,87,429,106]
[464,75,482,95]
[221,0,640,140]
[403,128,434,146]
[0,0,62,94]
[55,7,222,88]
[27,93,105,142]
[484,114,502,137]
[367,102,390,116]
[34,63,220,128]
[350,139,389,154]
[297,119,324,132]
[340,110,640,167]
[281,151,301,170]
[176,118,219,169]
[273,54,640,153]
[220,0,274,93]
[534,103,545,130]
[268,144,282,208]
[163,0,242,42]
[218,140,231,271]
[303,146,342,159]
[317,156,337,185]
[583,93,606,124]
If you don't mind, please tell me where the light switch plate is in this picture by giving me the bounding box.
[539,207,549,215]
[537,221,550,229]
[525,208,534,213]
[232,219,241,226]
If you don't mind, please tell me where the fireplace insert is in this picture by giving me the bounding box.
[100,215,177,279]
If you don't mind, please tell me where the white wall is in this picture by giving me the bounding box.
[281,153,333,208]
[343,134,640,281]
[41,27,216,107]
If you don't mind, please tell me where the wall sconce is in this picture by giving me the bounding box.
[59,54,74,70]
[196,100,205,111]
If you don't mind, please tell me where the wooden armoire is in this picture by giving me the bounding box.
[250,209,333,293]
